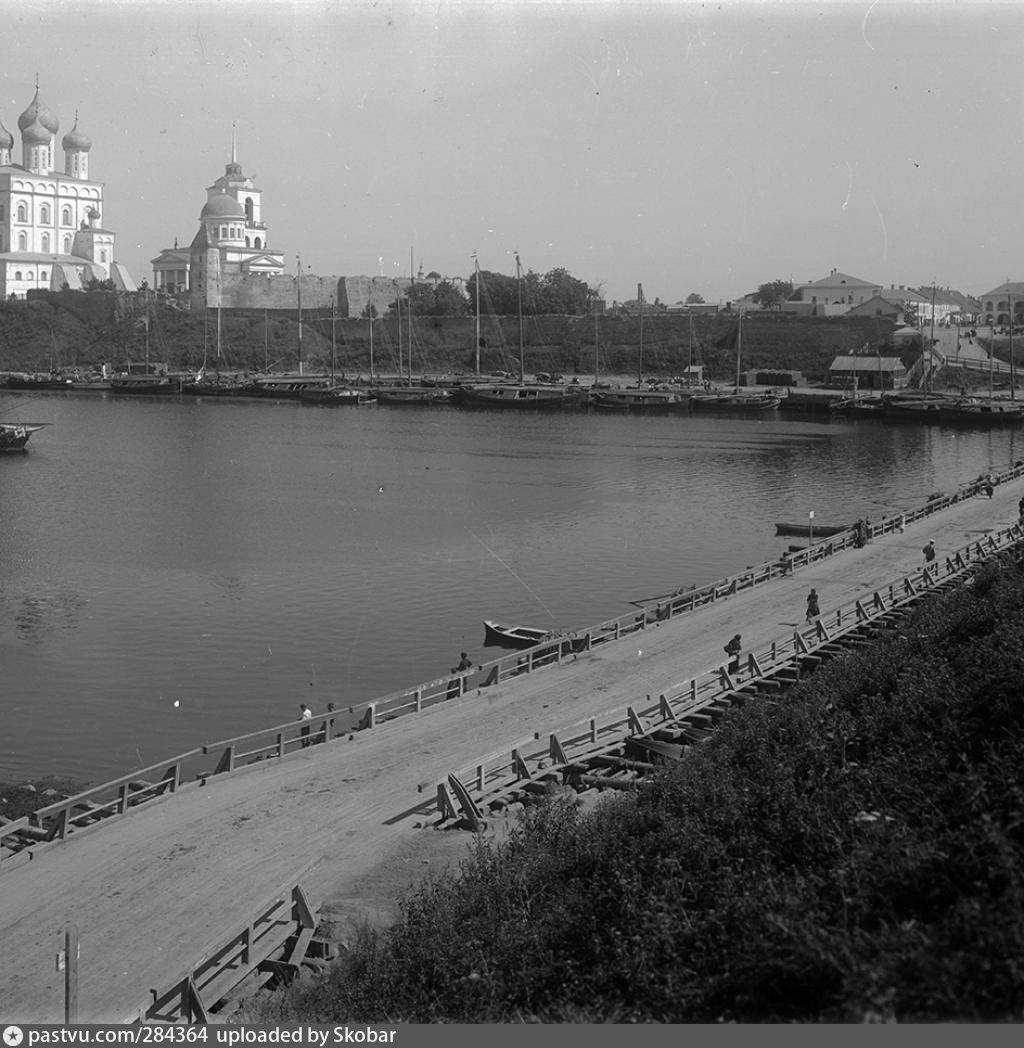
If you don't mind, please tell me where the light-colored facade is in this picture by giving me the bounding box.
[978,282,1024,326]
[151,138,286,300]
[794,269,883,315]
[0,85,135,298]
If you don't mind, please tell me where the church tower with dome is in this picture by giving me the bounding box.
[0,82,135,297]
[151,131,285,302]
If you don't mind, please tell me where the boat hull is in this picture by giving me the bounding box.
[589,389,687,412]
[0,423,46,452]
[482,619,555,648]
[455,384,580,409]
[774,522,850,538]
[690,393,781,412]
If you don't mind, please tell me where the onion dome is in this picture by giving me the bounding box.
[200,193,245,219]
[21,117,52,146]
[0,116,13,150]
[18,87,59,135]
[62,115,92,152]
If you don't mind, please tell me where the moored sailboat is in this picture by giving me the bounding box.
[689,312,780,412]
[454,254,580,410]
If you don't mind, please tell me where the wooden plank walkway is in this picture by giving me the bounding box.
[1,476,1022,1022]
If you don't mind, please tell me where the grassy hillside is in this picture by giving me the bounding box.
[250,550,1024,1023]
[0,291,893,383]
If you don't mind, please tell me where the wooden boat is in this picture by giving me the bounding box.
[456,254,580,411]
[589,387,687,412]
[482,619,558,649]
[938,397,1024,426]
[3,373,73,390]
[0,422,48,452]
[688,313,780,412]
[373,386,452,405]
[455,382,580,409]
[299,384,376,406]
[239,374,333,399]
[882,391,948,421]
[109,372,181,395]
[774,521,850,538]
[690,391,781,412]
[830,394,885,416]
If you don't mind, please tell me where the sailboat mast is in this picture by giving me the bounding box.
[369,310,375,384]
[474,254,481,378]
[594,297,600,385]
[408,248,414,387]
[735,311,742,393]
[330,296,337,384]
[637,283,644,388]
[296,254,303,376]
[516,253,525,383]
[1010,292,1016,401]
[396,288,402,381]
[687,311,694,386]
[927,284,936,394]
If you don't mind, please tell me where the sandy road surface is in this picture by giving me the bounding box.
[2,477,1022,1023]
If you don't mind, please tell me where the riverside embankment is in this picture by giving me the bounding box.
[1,470,1022,1022]
[1,290,889,379]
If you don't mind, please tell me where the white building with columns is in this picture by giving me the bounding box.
[0,84,135,298]
[151,135,286,300]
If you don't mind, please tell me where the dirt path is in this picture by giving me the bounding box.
[1,478,1020,1023]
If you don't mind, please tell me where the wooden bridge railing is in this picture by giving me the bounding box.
[5,462,1023,868]
[432,520,1024,819]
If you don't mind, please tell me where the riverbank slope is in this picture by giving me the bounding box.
[1,474,1021,1021]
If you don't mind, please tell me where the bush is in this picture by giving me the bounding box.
[254,555,1024,1022]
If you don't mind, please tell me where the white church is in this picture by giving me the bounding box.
[0,83,135,298]
[150,135,286,302]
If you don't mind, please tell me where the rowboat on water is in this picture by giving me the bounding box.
[482,619,559,649]
[0,422,48,452]
[774,521,850,538]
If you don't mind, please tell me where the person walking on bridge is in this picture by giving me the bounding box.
[805,588,820,622]
[923,539,936,565]
[723,634,742,674]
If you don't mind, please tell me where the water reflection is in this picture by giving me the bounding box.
[1,392,1020,783]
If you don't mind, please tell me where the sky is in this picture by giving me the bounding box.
[3,0,1023,304]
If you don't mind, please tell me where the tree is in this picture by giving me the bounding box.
[361,302,379,320]
[752,279,794,310]
[466,266,592,315]
[685,292,705,304]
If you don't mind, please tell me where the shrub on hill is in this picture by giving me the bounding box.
[252,551,1024,1023]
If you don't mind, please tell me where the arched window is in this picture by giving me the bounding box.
[62,235,71,253]
[100,249,107,263]
[255,237,262,249]
[62,206,72,226]
[245,236,251,247]
[16,203,27,222]
[15,271,22,280]
[244,197,253,222]
[40,204,51,224]
[41,234,50,253]
[40,270,47,281]
[18,232,27,250]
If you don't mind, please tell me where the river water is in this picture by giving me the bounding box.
[1,391,1020,785]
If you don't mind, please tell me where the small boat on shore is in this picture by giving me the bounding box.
[0,422,48,452]
[774,521,850,538]
[483,619,559,649]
